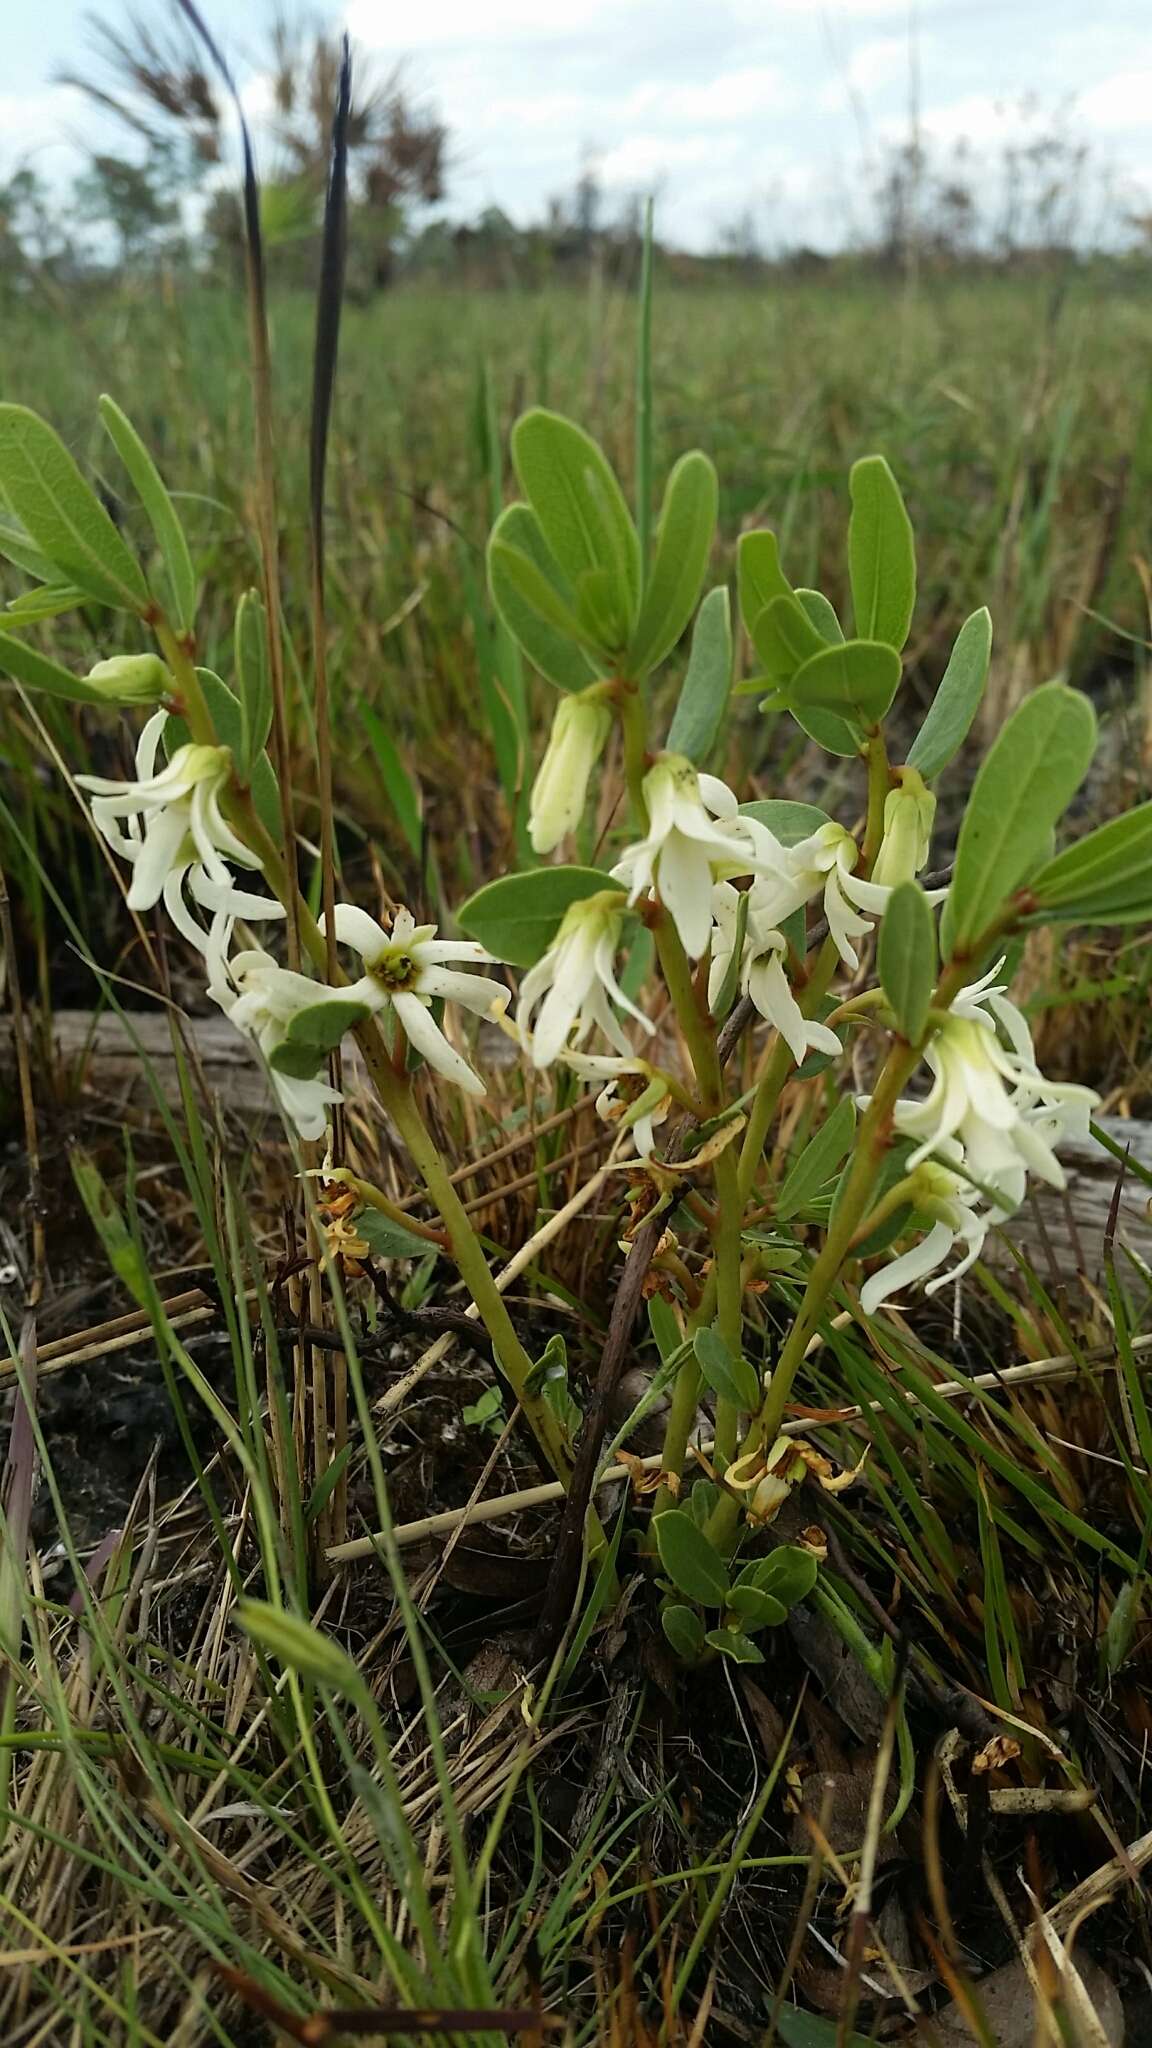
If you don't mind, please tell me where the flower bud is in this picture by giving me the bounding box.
[870,766,936,890]
[528,688,612,854]
[86,653,171,706]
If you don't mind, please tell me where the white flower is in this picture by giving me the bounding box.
[322,904,508,1098]
[529,690,612,854]
[887,963,1098,1208]
[517,891,652,1068]
[859,1154,999,1316]
[870,766,937,891]
[743,820,896,971]
[213,949,345,1142]
[709,882,842,1068]
[611,754,765,960]
[77,710,263,917]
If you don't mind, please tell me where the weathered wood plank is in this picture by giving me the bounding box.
[6,1012,1150,1276]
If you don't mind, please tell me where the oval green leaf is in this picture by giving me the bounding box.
[878,880,937,1042]
[943,681,1097,953]
[743,1545,819,1608]
[458,865,619,969]
[704,1627,764,1665]
[511,408,640,631]
[789,638,902,727]
[234,588,272,781]
[627,450,718,679]
[693,1323,761,1413]
[488,502,601,691]
[727,1585,789,1630]
[666,585,731,764]
[268,997,373,1080]
[750,593,828,681]
[0,403,148,612]
[0,628,106,704]
[905,606,993,781]
[738,799,833,847]
[776,1097,856,1221]
[1028,801,1152,925]
[654,1508,731,1606]
[99,395,197,633]
[661,1603,706,1661]
[848,453,916,651]
[5,584,87,623]
[737,529,791,638]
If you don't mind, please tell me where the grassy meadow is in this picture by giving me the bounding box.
[1,262,1151,2044]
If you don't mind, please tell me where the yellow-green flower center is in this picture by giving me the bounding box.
[371,948,417,992]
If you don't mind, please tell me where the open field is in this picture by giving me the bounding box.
[1,266,1152,2045]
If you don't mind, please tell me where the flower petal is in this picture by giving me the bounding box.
[860,1221,956,1317]
[392,989,485,1096]
[417,966,509,1017]
[320,903,390,962]
[657,831,713,959]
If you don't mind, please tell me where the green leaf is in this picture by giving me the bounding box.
[878,880,937,1042]
[1028,801,1152,925]
[0,403,148,612]
[776,1097,856,1221]
[488,503,601,688]
[726,1585,788,1630]
[666,585,731,763]
[234,590,272,782]
[458,866,620,968]
[164,668,282,842]
[743,1545,819,1608]
[647,1293,682,1363]
[944,681,1097,952]
[905,606,993,781]
[5,584,87,623]
[0,628,105,704]
[661,1604,706,1661]
[789,638,902,727]
[98,396,197,632]
[794,588,844,643]
[356,1210,434,1260]
[268,997,372,1080]
[687,1479,721,1529]
[848,453,916,651]
[237,1599,360,1693]
[738,799,832,847]
[704,1627,763,1665]
[750,593,828,680]
[693,1324,761,1412]
[736,530,791,638]
[627,451,718,678]
[490,535,601,650]
[511,409,640,637]
[789,591,863,753]
[0,515,61,584]
[777,2007,875,2048]
[71,1147,150,1302]
[654,1508,730,1606]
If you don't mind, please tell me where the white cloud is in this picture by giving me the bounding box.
[1077,68,1152,132]
[628,66,783,124]
[597,133,719,187]
[0,85,88,168]
[896,93,1041,149]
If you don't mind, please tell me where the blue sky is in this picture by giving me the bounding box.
[5,0,1152,250]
